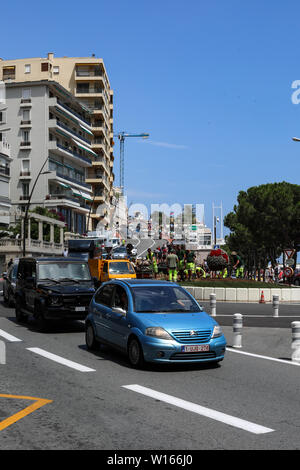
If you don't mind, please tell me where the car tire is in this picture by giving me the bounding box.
[85,323,99,351]
[295,279,300,286]
[128,337,144,368]
[15,300,27,323]
[34,304,48,332]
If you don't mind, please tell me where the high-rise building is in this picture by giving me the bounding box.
[5,80,94,234]
[0,82,11,227]
[0,53,114,231]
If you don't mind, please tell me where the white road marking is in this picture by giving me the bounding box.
[0,329,22,342]
[227,347,300,366]
[137,239,156,259]
[27,347,96,372]
[122,384,274,435]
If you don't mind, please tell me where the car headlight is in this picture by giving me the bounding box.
[212,325,223,338]
[145,327,173,340]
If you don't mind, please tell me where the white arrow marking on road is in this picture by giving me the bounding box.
[123,384,275,435]
[27,348,96,372]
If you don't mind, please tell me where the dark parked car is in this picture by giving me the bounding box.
[15,257,96,330]
[111,246,129,259]
[3,259,19,307]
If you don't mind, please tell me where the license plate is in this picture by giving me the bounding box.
[181,344,209,353]
[75,306,86,312]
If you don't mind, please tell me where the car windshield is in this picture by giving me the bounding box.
[109,262,134,274]
[38,262,91,281]
[113,247,126,253]
[132,286,202,313]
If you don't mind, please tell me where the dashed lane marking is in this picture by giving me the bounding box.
[0,329,22,342]
[27,347,96,372]
[122,384,275,435]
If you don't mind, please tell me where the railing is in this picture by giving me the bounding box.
[76,87,103,95]
[20,142,31,147]
[56,98,91,126]
[56,143,92,165]
[56,171,92,189]
[56,121,91,145]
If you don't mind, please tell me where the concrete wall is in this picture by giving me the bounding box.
[183,286,300,302]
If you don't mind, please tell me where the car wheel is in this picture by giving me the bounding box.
[295,279,300,286]
[15,300,27,323]
[34,305,48,332]
[128,337,144,368]
[7,291,14,308]
[85,323,99,351]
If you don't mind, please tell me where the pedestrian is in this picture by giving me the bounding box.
[166,249,179,282]
[185,250,196,280]
[7,258,13,268]
[146,248,158,279]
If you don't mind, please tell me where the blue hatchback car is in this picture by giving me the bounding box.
[85,279,226,367]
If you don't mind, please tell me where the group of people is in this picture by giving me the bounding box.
[146,244,206,282]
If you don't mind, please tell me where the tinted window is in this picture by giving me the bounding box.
[113,285,128,311]
[131,286,202,313]
[95,284,114,306]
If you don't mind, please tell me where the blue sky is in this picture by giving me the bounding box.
[2,0,300,236]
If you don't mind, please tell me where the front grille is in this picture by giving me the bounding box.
[171,329,212,343]
[170,351,217,361]
[63,294,92,308]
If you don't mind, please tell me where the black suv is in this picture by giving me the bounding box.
[15,257,96,330]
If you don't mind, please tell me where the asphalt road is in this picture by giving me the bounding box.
[1,292,300,452]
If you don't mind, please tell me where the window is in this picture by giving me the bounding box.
[22,88,31,99]
[25,64,31,74]
[21,160,30,173]
[22,109,30,123]
[94,284,114,306]
[22,130,30,142]
[22,182,30,197]
[113,286,128,311]
[41,62,49,72]
[2,66,15,80]
[53,66,59,74]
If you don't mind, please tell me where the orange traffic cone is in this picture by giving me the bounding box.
[259,290,265,303]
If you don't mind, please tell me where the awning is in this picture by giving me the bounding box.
[55,106,78,125]
[80,124,93,136]
[71,188,93,201]
[57,182,70,189]
[72,138,97,156]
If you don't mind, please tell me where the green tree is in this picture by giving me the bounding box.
[224,182,300,278]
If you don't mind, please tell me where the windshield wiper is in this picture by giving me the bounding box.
[59,278,80,283]
[39,278,59,284]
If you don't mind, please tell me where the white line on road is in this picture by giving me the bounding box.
[0,329,22,342]
[226,347,300,366]
[27,347,96,372]
[122,384,274,435]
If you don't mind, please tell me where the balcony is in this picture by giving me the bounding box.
[50,97,92,127]
[0,141,11,158]
[56,121,91,145]
[20,141,32,149]
[48,141,92,167]
[19,171,31,179]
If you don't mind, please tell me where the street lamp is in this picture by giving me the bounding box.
[214,216,220,247]
[22,157,50,257]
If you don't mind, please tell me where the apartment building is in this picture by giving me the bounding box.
[5,80,95,234]
[0,82,11,227]
[0,53,114,231]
